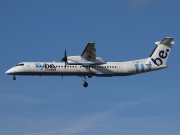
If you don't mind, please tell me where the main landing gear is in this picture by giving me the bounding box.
[84,82,88,87]
[88,73,92,78]
[80,66,92,87]
[13,75,16,80]
[81,76,88,88]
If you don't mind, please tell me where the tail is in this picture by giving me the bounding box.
[146,37,174,66]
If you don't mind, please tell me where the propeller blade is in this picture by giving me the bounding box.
[61,49,67,62]
[61,49,68,69]
[64,49,67,57]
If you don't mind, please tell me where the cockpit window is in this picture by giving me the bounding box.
[16,63,24,66]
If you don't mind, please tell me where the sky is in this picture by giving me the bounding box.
[0,0,180,135]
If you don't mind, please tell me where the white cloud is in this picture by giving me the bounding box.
[115,97,154,108]
[10,97,176,135]
[26,112,110,135]
[26,98,151,135]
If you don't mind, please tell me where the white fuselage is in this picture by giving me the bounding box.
[5,58,167,77]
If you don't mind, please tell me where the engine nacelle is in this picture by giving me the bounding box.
[67,56,106,66]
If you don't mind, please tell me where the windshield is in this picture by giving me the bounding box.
[16,63,24,66]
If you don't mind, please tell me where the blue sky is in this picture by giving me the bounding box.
[0,0,180,135]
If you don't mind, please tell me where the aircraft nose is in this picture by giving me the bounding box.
[5,68,15,75]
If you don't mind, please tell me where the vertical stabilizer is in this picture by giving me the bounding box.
[146,37,174,66]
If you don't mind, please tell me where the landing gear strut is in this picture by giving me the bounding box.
[81,76,88,88]
[13,75,16,80]
[87,66,92,78]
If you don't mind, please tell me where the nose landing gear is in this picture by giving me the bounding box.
[13,75,16,80]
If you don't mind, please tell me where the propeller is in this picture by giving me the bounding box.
[61,49,68,68]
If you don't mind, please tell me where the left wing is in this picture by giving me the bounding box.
[81,42,96,61]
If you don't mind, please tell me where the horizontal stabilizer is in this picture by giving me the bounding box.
[160,37,174,45]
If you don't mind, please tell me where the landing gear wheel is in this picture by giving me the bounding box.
[83,82,88,88]
[13,76,16,80]
[80,76,89,88]
[88,73,92,78]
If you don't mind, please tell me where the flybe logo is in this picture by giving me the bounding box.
[151,49,169,66]
[35,63,56,71]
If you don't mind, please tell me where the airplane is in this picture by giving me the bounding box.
[5,37,174,87]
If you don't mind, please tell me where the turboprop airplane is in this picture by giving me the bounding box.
[5,37,174,87]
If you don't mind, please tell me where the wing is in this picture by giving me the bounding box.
[81,42,96,61]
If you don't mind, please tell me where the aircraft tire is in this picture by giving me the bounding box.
[13,76,16,80]
[83,82,88,88]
